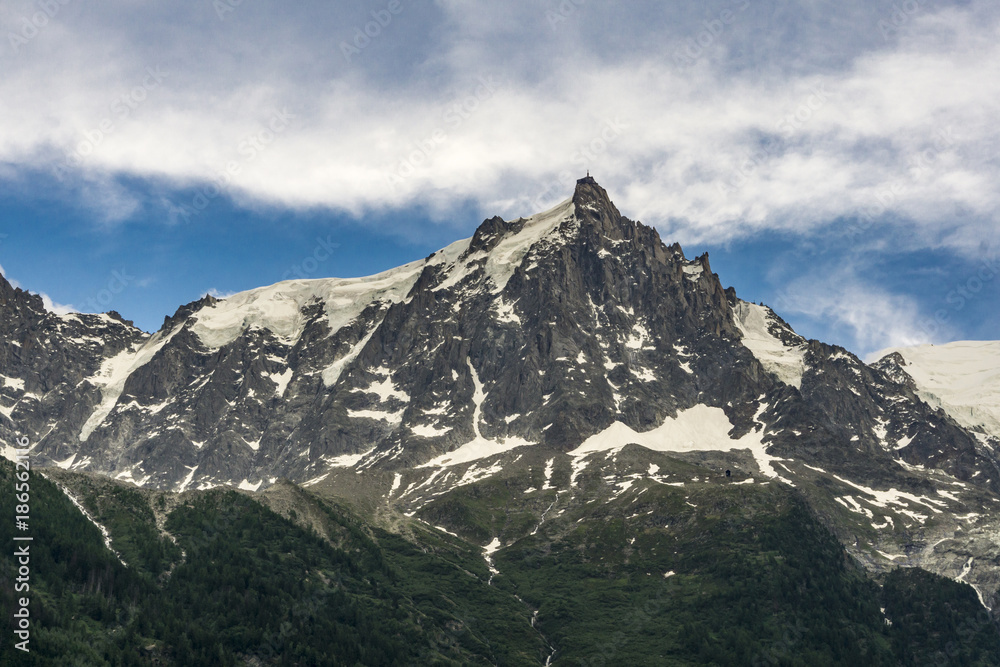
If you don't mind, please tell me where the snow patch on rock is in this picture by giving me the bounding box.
[484,198,576,293]
[79,326,182,442]
[419,358,534,468]
[190,239,469,350]
[569,404,791,483]
[874,341,1000,441]
[733,301,807,389]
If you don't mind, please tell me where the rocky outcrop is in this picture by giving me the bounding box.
[6,177,1000,608]
[1,178,997,501]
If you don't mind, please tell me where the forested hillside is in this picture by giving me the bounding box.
[3,459,999,665]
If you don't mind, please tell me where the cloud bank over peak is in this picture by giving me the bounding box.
[1,0,997,356]
[0,0,995,250]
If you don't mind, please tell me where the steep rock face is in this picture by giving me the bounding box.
[768,338,992,488]
[350,178,770,471]
[1,178,997,504]
[874,342,1000,447]
[723,297,998,492]
[6,177,1000,608]
[0,275,145,463]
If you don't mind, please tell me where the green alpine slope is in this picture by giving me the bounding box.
[3,457,999,666]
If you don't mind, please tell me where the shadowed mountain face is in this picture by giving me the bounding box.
[1,178,990,489]
[4,178,1000,607]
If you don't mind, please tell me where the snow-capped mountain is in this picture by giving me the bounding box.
[874,341,1000,445]
[3,177,1000,606]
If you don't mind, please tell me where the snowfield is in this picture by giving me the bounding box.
[569,403,792,483]
[733,301,808,389]
[191,238,470,350]
[874,341,1000,440]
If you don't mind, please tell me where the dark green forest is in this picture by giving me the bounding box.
[2,459,998,665]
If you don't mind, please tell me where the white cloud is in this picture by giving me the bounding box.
[772,268,949,359]
[2,262,76,312]
[40,293,77,315]
[0,264,22,290]
[0,0,997,255]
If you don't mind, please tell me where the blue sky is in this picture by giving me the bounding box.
[1,0,997,359]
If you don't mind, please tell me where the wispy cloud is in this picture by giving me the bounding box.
[39,292,76,315]
[0,0,996,254]
[773,266,949,359]
[1,0,997,351]
[2,265,78,314]
[203,288,236,300]
[0,263,23,291]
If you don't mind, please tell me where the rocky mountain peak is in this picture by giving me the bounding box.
[160,293,220,333]
[0,270,13,299]
[5,179,1000,620]
[0,270,44,315]
[571,175,628,239]
[466,215,527,256]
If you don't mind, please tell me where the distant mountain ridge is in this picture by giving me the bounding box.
[2,178,989,486]
[3,177,1000,609]
[873,341,1000,443]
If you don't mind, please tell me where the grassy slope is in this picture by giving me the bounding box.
[415,454,1000,666]
[3,457,999,665]
[1,461,545,665]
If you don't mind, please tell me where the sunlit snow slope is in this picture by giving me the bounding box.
[874,341,1000,440]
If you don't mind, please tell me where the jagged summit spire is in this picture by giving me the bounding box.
[572,174,620,221]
